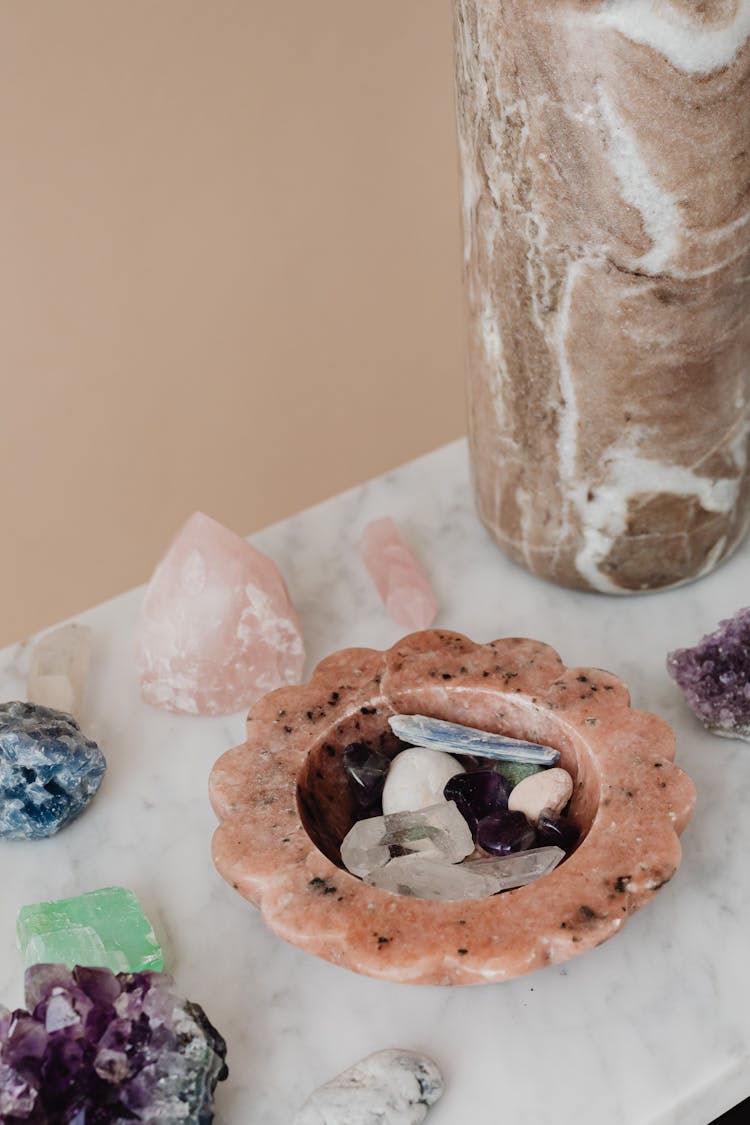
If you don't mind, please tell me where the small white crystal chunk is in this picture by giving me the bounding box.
[365,856,500,901]
[388,714,559,765]
[463,846,565,891]
[340,801,473,879]
[27,625,92,719]
[381,746,464,815]
[293,1048,444,1125]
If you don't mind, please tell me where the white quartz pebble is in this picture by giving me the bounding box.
[293,1048,444,1125]
[508,767,574,823]
[381,747,464,815]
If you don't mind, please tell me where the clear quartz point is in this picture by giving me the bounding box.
[388,714,559,765]
[463,845,565,890]
[340,800,473,878]
[365,856,500,901]
[27,624,92,719]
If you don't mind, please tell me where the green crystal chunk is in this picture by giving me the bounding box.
[16,886,163,973]
[492,760,544,789]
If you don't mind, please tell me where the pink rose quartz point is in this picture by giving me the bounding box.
[135,512,305,716]
[359,517,438,630]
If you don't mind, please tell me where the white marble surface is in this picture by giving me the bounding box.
[2,439,749,1124]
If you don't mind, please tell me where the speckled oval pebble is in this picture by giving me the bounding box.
[508,766,573,824]
[293,1048,444,1125]
[382,747,464,815]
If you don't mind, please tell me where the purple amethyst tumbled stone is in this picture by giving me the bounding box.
[0,964,227,1122]
[476,810,536,856]
[443,770,507,836]
[342,743,391,809]
[668,608,750,740]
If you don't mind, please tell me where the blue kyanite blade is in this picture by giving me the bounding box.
[388,714,559,765]
[0,701,106,839]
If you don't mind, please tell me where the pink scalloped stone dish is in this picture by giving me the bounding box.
[209,631,696,986]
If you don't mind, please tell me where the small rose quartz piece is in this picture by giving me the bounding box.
[359,518,438,630]
[136,512,305,716]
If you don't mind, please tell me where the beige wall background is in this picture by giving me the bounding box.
[0,0,465,647]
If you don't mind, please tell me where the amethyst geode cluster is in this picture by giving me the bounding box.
[0,965,227,1124]
[668,608,750,740]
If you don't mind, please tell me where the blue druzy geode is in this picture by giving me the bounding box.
[0,702,106,839]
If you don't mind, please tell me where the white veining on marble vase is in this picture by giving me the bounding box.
[587,0,750,74]
[1,441,750,1122]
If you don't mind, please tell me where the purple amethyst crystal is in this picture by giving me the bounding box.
[667,608,750,740]
[342,743,391,809]
[536,810,580,851]
[443,770,507,835]
[476,810,535,856]
[0,964,227,1122]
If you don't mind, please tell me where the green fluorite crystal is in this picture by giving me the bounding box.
[492,760,544,788]
[17,886,163,973]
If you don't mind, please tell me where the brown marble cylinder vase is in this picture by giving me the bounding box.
[454,0,750,593]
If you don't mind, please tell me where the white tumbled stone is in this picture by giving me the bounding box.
[508,767,574,823]
[293,1048,444,1125]
[382,747,464,815]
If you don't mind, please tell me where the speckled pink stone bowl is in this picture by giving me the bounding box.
[209,631,696,986]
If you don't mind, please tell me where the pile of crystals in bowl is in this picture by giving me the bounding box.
[340,715,579,901]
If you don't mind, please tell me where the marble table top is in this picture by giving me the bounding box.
[2,439,749,1125]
